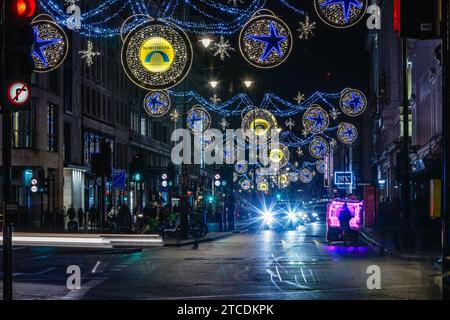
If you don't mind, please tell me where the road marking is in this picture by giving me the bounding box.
[62,278,107,300]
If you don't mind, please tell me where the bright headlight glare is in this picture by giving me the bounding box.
[263,211,273,223]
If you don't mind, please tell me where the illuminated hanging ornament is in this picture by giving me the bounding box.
[296,147,304,157]
[210,36,235,60]
[285,118,295,130]
[219,118,230,131]
[300,168,314,184]
[143,90,171,117]
[309,136,330,159]
[194,131,216,151]
[240,179,252,191]
[217,138,237,163]
[314,0,368,29]
[273,172,290,189]
[239,10,293,68]
[170,109,180,122]
[228,0,244,6]
[121,19,193,90]
[186,106,211,133]
[337,122,358,144]
[79,40,101,67]
[302,105,330,134]
[256,176,270,192]
[242,108,278,141]
[235,160,249,175]
[31,15,69,73]
[340,88,367,117]
[269,144,290,170]
[316,160,328,174]
[330,107,341,120]
[210,94,222,106]
[289,171,299,182]
[294,91,306,104]
[297,14,316,40]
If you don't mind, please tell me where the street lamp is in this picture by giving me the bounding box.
[243,80,254,89]
[209,81,219,89]
[200,37,213,48]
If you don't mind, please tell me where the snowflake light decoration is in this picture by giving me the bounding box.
[170,109,180,122]
[302,129,309,137]
[210,36,235,60]
[294,91,306,104]
[64,0,79,5]
[285,118,295,130]
[79,40,101,67]
[296,147,304,157]
[219,118,230,131]
[330,107,341,120]
[297,15,316,40]
[210,94,221,105]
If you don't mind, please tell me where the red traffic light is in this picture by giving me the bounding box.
[11,0,36,18]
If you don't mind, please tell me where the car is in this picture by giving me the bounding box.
[260,203,303,231]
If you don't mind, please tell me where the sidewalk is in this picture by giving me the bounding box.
[163,232,234,247]
[360,226,441,262]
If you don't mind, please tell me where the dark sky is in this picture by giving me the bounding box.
[206,0,370,103]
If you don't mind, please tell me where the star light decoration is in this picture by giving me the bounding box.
[219,118,230,131]
[300,168,314,184]
[239,13,292,68]
[79,40,101,67]
[210,94,221,105]
[302,105,330,134]
[285,118,295,130]
[314,0,368,28]
[187,106,211,133]
[210,36,235,60]
[337,122,358,144]
[309,136,330,159]
[294,92,306,104]
[121,20,193,90]
[316,160,328,174]
[143,90,171,117]
[31,20,68,73]
[340,88,367,116]
[297,15,317,40]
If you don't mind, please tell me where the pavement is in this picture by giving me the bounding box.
[163,232,234,246]
[0,221,442,300]
[360,226,441,262]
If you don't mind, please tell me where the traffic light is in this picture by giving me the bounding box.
[214,173,221,187]
[207,195,215,204]
[161,173,168,188]
[130,154,144,183]
[2,0,37,110]
[30,169,45,193]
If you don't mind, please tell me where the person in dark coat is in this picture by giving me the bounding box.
[339,203,352,243]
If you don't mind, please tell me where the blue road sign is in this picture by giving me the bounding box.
[113,169,126,189]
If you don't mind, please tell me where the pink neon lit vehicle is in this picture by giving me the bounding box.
[326,198,364,243]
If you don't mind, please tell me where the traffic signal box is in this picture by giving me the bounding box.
[130,154,144,182]
[1,0,37,111]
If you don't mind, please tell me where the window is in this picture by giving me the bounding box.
[47,102,58,152]
[140,117,147,136]
[12,103,35,149]
[130,111,139,132]
[83,132,114,165]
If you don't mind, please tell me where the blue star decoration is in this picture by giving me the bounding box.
[343,127,355,139]
[345,92,364,113]
[308,111,326,129]
[32,27,62,67]
[314,141,328,156]
[146,93,166,113]
[321,0,364,23]
[188,112,206,130]
[246,21,288,62]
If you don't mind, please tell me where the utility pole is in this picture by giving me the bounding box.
[441,0,450,300]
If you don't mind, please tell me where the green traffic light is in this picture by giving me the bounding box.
[133,173,142,182]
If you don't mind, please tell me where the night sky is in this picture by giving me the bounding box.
[205,0,370,102]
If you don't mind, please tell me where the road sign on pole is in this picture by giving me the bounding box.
[7,81,30,106]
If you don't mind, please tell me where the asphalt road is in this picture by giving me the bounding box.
[0,223,442,300]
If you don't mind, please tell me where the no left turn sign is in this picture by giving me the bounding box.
[7,81,30,106]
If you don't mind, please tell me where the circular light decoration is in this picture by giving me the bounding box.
[302,105,330,135]
[273,172,290,189]
[194,131,216,151]
[300,168,314,184]
[235,160,249,175]
[256,176,270,192]
[31,17,69,73]
[269,144,290,169]
[340,88,367,117]
[314,0,368,29]
[217,142,237,164]
[240,179,252,191]
[239,11,293,68]
[289,171,299,182]
[143,90,171,117]
[316,160,328,174]
[309,136,330,159]
[337,122,358,144]
[242,108,278,142]
[121,19,193,90]
[186,106,211,134]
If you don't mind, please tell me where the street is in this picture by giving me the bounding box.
[1,223,441,300]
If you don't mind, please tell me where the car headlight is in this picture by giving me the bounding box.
[287,211,297,222]
[312,212,318,218]
[263,211,274,224]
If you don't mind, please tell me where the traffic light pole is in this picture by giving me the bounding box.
[1,0,14,299]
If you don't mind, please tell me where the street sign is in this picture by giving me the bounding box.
[113,169,126,189]
[7,81,30,106]
[334,172,354,187]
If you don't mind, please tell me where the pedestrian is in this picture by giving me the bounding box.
[339,203,352,244]
[78,208,85,231]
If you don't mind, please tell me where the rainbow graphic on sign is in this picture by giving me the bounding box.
[139,37,174,73]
